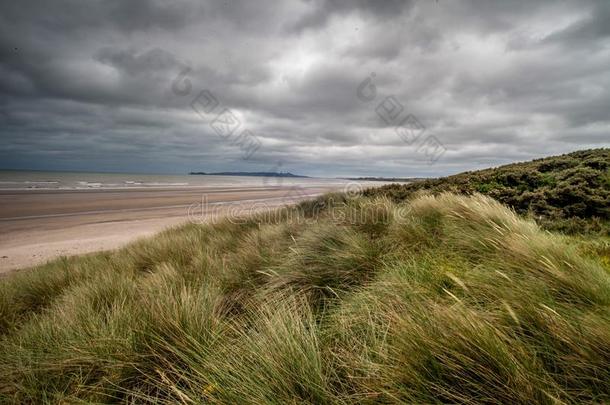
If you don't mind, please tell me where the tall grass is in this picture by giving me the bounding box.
[1,193,609,403]
[366,148,610,235]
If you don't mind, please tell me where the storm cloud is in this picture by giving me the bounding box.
[0,0,608,176]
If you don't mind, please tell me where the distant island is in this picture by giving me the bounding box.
[189,171,309,178]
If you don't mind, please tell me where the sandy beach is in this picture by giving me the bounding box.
[0,184,342,273]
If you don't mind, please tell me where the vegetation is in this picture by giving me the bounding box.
[365,149,609,235]
[1,191,609,403]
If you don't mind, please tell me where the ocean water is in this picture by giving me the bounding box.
[0,170,353,191]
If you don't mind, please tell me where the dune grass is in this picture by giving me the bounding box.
[366,148,609,235]
[1,193,609,403]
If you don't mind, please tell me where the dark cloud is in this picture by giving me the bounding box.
[95,48,180,76]
[288,0,413,33]
[0,0,609,177]
[545,1,610,47]
[0,0,202,34]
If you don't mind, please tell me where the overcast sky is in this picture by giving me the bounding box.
[0,0,608,177]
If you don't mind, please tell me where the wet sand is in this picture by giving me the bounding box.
[0,185,340,273]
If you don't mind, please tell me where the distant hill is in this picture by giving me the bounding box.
[365,149,610,234]
[189,171,309,178]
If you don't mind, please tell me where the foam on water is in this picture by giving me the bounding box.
[0,170,355,191]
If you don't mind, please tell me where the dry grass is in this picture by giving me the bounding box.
[1,193,609,403]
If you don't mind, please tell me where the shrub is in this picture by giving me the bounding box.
[365,148,609,235]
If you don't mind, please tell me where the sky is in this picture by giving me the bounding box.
[0,0,609,177]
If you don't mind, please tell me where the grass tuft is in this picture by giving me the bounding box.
[1,192,609,403]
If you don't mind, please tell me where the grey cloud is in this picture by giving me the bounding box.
[0,0,201,35]
[95,48,181,77]
[288,0,414,33]
[545,1,610,47]
[0,0,609,177]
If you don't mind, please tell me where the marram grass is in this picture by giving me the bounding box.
[1,193,609,404]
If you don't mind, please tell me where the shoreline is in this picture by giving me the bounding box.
[0,185,342,273]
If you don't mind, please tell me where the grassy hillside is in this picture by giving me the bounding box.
[365,149,609,235]
[1,193,610,403]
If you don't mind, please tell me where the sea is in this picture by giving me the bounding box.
[0,170,354,191]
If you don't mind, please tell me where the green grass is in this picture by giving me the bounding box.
[1,192,609,404]
[365,148,609,235]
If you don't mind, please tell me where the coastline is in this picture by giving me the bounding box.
[0,185,341,273]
